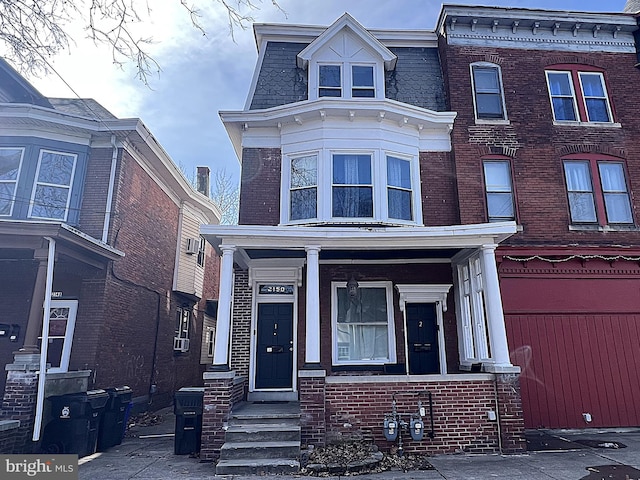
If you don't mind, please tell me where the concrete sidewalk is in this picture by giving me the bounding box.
[78,408,640,479]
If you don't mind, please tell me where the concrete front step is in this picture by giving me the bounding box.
[225,423,301,443]
[219,440,300,460]
[216,458,300,475]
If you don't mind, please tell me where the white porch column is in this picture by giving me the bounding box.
[212,245,236,369]
[304,245,321,366]
[481,244,519,372]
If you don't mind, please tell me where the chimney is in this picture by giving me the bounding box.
[196,166,210,196]
[624,0,640,13]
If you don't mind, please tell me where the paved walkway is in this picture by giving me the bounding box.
[79,408,640,479]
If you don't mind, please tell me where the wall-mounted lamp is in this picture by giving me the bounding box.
[347,275,359,299]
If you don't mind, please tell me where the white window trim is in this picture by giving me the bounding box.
[545,70,579,123]
[483,159,516,222]
[311,62,383,100]
[350,63,376,98]
[331,280,397,366]
[28,149,77,222]
[41,299,78,373]
[0,147,25,217]
[318,63,343,98]
[281,148,422,226]
[470,62,508,123]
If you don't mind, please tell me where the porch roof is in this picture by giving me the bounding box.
[201,222,517,266]
[0,220,124,268]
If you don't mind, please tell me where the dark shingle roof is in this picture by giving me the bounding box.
[248,42,447,112]
[48,98,117,120]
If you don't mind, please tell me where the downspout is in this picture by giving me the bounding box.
[33,237,56,442]
[102,135,118,243]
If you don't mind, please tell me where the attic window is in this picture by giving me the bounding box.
[319,65,342,97]
[352,66,374,97]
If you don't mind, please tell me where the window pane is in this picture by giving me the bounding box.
[319,65,341,87]
[291,156,317,188]
[352,66,373,87]
[568,192,597,222]
[487,193,514,219]
[476,94,504,118]
[352,89,375,98]
[565,161,596,223]
[319,88,342,97]
[552,98,577,121]
[387,156,411,189]
[291,187,317,220]
[38,152,75,185]
[580,74,605,97]
[585,98,610,122]
[336,286,389,362]
[604,194,632,223]
[473,67,499,92]
[333,187,373,217]
[0,184,14,215]
[599,163,626,192]
[483,161,511,192]
[599,163,632,223]
[333,155,371,185]
[388,189,412,220]
[0,148,22,180]
[547,72,573,95]
[31,186,69,220]
[564,162,592,191]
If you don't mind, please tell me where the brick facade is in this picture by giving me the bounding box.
[238,148,282,226]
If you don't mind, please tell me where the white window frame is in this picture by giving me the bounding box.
[546,69,614,124]
[470,62,508,122]
[28,149,77,221]
[288,153,318,222]
[386,154,414,221]
[331,280,396,366]
[578,72,613,123]
[455,254,491,368]
[351,64,376,98]
[313,62,381,100]
[483,159,515,222]
[331,152,374,219]
[174,306,191,352]
[546,70,579,122]
[318,64,343,98]
[196,236,206,267]
[282,148,421,226]
[39,299,78,373]
[0,147,25,217]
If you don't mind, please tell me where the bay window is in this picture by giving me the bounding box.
[290,154,318,221]
[332,154,373,218]
[29,150,77,221]
[387,156,412,220]
[332,281,396,365]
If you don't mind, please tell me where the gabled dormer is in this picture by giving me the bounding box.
[296,13,396,101]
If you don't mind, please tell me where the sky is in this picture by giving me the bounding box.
[20,0,631,186]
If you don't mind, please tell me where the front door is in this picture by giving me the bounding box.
[406,303,440,374]
[255,303,294,389]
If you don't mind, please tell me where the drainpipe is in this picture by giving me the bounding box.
[33,237,55,442]
[102,135,118,243]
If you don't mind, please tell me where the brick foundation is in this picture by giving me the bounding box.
[299,370,326,448]
[200,371,246,461]
[495,373,526,453]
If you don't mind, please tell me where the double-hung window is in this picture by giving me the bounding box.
[351,65,374,97]
[471,64,507,120]
[319,65,342,97]
[332,154,373,218]
[0,148,24,216]
[290,155,318,221]
[563,157,632,225]
[546,68,613,123]
[29,150,77,221]
[387,156,412,221]
[332,281,396,365]
[483,160,515,222]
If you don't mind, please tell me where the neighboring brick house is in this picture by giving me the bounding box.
[0,58,221,453]
[201,13,525,461]
[437,3,640,429]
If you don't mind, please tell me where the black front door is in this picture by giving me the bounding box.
[406,303,440,375]
[255,303,294,389]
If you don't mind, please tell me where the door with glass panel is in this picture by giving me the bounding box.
[37,300,78,373]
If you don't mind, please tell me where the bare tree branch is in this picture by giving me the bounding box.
[0,0,284,85]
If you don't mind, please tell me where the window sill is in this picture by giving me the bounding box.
[475,119,510,126]
[568,224,639,232]
[552,121,622,128]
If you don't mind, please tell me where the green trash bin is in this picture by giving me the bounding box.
[42,389,109,457]
[97,386,133,451]
[174,387,204,455]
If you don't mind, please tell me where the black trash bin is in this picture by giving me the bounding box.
[97,386,133,451]
[42,389,109,457]
[174,387,204,455]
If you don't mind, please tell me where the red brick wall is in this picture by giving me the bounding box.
[324,378,504,454]
[421,151,460,226]
[78,147,114,240]
[0,422,19,454]
[230,269,251,378]
[439,44,640,246]
[238,148,281,226]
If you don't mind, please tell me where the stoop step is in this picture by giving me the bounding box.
[225,423,300,443]
[215,458,300,475]
[219,440,300,460]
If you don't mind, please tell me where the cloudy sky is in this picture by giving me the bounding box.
[23,0,630,185]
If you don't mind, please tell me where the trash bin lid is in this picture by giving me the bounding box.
[86,389,109,409]
[178,387,205,392]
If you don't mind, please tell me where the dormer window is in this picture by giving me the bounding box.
[319,65,342,97]
[352,65,374,98]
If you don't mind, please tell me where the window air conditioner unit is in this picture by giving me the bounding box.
[173,337,190,352]
[186,237,199,255]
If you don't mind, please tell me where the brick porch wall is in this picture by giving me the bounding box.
[0,420,19,454]
[322,374,525,455]
[299,371,326,448]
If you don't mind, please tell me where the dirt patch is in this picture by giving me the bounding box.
[301,442,433,476]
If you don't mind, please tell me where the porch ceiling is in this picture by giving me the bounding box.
[245,248,461,260]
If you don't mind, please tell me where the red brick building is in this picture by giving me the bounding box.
[437,3,640,429]
[0,58,221,453]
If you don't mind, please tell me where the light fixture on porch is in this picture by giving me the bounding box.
[347,274,359,299]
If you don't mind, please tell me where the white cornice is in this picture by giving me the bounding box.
[437,4,638,53]
[201,222,517,252]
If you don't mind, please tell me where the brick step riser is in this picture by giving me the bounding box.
[225,430,300,443]
[229,416,300,426]
[219,444,300,460]
[215,461,300,475]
